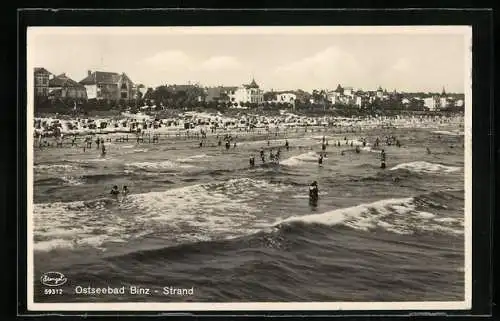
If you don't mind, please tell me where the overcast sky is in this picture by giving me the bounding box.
[28,27,470,93]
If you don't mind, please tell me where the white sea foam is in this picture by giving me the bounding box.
[126,160,196,170]
[276,197,463,236]
[281,151,318,166]
[34,239,75,252]
[60,176,84,186]
[433,130,464,136]
[390,161,461,174]
[177,154,212,163]
[33,178,295,251]
[34,164,77,171]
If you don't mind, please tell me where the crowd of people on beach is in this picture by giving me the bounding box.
[34,113,464,208]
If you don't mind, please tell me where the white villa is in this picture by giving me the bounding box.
[229,78,264,105]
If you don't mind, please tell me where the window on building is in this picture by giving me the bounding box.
[121,92,128,99]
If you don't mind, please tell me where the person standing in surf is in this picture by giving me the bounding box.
[101,141,106,157]
[380,149,386,169]
[249,155,255,167]
[269,149,275,163]
[309,181,319,206]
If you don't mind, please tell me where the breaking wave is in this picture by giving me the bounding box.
[276,193,463,236]
[390,161,461,174]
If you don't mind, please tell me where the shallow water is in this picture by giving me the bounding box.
[32,126,465,302]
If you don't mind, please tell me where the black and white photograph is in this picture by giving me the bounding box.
[27,25,472,311]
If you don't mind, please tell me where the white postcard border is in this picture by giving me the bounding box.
[26,25,473,312]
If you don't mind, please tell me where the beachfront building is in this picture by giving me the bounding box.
[423,96,439,111]
[327,91,339,105]
[439,88,454,109]
[79,70,136,101]
[402,97,411,107]
[343,86,354,97]
[274,92,296,107]
[334,84,343,97]
[48,73,88,102]
[326,85,361,106]
[376,86,384,99]
[205,86,238,103]
[229,78,264,106]
[34,67,52,97]
[355,96,363,108]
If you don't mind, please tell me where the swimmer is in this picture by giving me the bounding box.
[355,146,360,153]
[110,185,120,198]
[122,186,129,197]
[427,147,431,154]
[318,155,323,165]
[199,141,203,148]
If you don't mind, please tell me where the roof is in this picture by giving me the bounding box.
[34,67,51,75]
[244,78,260,89]
[80,71,133,85]
[334,84,343,92]
[49,74,85,88]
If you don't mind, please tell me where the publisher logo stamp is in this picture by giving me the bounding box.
[40,272,67,287]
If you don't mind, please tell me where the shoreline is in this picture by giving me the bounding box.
[32,111,464,139]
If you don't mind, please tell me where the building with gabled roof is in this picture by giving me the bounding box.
[79,70,136,101]
[48,73,87,101]
[228,78,264,106]
[34,67,52,97]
